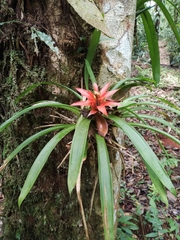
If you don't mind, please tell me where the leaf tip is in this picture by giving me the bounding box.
[171,187,176,197]
[67,179,74,195]
[18,197,22,209]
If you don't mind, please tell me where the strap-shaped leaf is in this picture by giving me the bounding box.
[120,105,180,135]
[141,9,160,85]
[137,0,180,45]
[18,125,75,207]
[84,29,100,89]
[136,5,155,16]
[1,124,73,170]
[0,101,80,132]
[96,134,114,240]
[124,94,180,110]
[68,116,91,194]
[166,0,180,16]
[129,122,180,145]
[111,76,155,90]
[119,100,180,115]
[15,81,82,103]
[108,115,176,201]
[0,20,21,25]
[144,165,167,204]
[85,60,97,88]
[129,115,180,135]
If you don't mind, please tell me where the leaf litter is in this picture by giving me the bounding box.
[118,65,180,239]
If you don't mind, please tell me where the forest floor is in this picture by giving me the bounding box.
[117,63,180,239]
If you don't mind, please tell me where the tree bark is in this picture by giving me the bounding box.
[0,0,136,239]
[97,0,136,231]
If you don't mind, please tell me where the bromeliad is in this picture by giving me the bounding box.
[71,83,119,136]
[71,82,119,116]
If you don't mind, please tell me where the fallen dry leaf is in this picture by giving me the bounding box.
[158,134,180,150]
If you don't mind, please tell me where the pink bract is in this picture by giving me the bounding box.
[71,83,119,116]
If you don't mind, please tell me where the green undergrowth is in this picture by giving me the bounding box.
[117,185,180,239]
[117,65,180,240]
[117,157,180,240]
[133,64,180,88]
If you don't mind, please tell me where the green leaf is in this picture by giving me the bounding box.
[130,122,180,145]
[166,0,180,16]
[96,134,114,240]
[146,232,158,238]
[0,20,22,25]
[121,107,154,115]
[137,0,180,45]
[108,116,176,199]
[18,125,75,207]
[136,5,155,16]
[119,100,180,115]
[123,94,149,101]
[141,9,160,85]
[129,116,180,135]
[85,60,97,87]
[111,77,155,99]
[124,94,180,110]
[31,28,61,58]
[84,29,100,89]
[111,77,155,90]
[121,107,180,135]
[123,94,180,111]
[154,96,180,109]
[15,81,82,103]
[145,165,167,205]
[68,116,91,194]
[0,101,80,132]
[2,124,72,167]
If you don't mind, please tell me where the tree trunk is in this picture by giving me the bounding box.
[96,0,136,229]
[0,0,136,239]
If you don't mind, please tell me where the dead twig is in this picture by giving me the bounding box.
[89,173,98,216]
[76,162,90,240]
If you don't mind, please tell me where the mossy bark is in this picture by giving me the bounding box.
[0,0,136,239]
[0,1,101,239]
